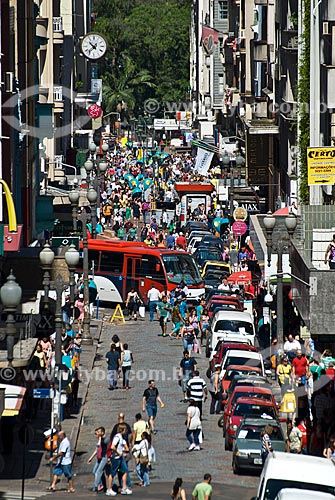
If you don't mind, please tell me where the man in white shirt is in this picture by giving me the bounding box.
[284,334,301,362]
[218,278,231,291]
[48,431,74,492]
[147,284,161,322]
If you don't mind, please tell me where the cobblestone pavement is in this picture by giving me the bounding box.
[71,312,259,497]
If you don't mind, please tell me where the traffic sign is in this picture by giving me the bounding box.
[33,388,51,399]
[233,206,248,221]
[232,221,247,236]
[51,236,80,250]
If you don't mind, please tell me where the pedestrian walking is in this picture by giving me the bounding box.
[132,431,151,487]
[182,318,196,354]
[106,343,121,390]
[171,478,187,500]
[110,413,133,490]
[121,343,133,390]
[324,234,335,269]
[125,288,141,321]
[47,431,75,493]
[209,365,223,415]
[186,370,208,418]
[157,295,171,336]
[132,413,150,446]
[192,473,212,500]
[147,284,160,322]
[169,299,184,338]
[87,426,110,493]
[142,380,165,434]
[260,425,273,465]
[106,424,132,496]
[186,399,202,451]
[179,350,197,402]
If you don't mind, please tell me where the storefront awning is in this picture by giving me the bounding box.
[0,383,26,417]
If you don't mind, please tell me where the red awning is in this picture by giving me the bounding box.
[227,271,259,285]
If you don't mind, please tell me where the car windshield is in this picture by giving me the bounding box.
[234,403,276,418]
[231,392,272,407]
[162,254,203,285]
[215,320,254,335]
[224,356,261,369]
[226,369,260,380]
[237,425,283,441]
[264,480,335,500]
[196,250,223,264]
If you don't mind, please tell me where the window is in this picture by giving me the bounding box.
[100,251,124,274]
[87,250,100,273]
[162,254,203,286]
[140,256,165,284]
[218,0,228,20]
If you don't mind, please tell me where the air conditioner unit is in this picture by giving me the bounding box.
[323,22,329,35]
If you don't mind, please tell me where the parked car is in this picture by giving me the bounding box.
[184,221,209,233]
[201,261,231,278]
[200,235,224,251]
[205,288,240,302]
[226,375,271,401]
[232,417,285,474]
[204,271,225,291]
[224,397,278,450]
[222,386,278,430]
[252,452,335,500]
[220,366,264,398]
[210,340,257,368]
[209,309,256,349]
[220,349,265,378]
[193,246,223,270]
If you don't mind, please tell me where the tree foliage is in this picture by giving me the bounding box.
[93,0,191,116]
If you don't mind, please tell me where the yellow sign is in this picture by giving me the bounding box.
[109,303,125,324]
[307,147,335,185]
[0,180,17,232]
[233,206,248,221]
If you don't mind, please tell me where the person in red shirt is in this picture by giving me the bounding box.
[297,416,308,454]
[176,232,187,250]
[292,350,309,385]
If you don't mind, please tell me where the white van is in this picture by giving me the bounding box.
[253,452,335,500]
[210,309,256,349]
[275,489,335,500]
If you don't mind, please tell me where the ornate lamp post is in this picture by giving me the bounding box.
[77,209,92,344]
[64,244,80,307]
[69,189,80,232]
[39,243,55,310]
[0,271,22,366]
[263,212,297,340]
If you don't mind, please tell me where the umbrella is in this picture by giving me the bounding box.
[143,179,153,190]
[227,271,259,285]
[132,188,142,197]
[213,217,229,229]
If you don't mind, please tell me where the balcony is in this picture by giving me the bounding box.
[53,17,63,43]
[281,30,298,51]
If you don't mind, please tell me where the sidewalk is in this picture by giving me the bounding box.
[0,318,103,499]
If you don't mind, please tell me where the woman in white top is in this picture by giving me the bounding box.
[185,399,202,451]
[121,343,134,390]
[125,288,141,320]
[132,431,150,487]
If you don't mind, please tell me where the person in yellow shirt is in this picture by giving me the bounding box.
[276,356,292,396]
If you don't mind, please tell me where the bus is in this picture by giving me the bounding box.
[81,240,205,303]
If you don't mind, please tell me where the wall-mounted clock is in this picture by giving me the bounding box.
[81,33,107,60]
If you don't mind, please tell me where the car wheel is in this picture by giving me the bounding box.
[218,415,224,428]
[224,432,230,450]
[232,458,240,475]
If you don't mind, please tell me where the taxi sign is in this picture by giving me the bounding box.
[233,206,248,221]
[307,147,335,185]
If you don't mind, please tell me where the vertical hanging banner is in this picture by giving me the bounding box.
[195,148,214,176]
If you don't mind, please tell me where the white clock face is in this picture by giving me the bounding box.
[81,33,107,60]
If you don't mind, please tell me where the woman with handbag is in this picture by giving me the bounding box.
[185,399,202,451]
[125,288,142,321]
[132,431,151,487]
[105,424,132,496]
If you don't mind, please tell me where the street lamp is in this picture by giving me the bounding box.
[39,243,55,310]
[64,244,80,307]
[263,212,297,341]
[68,189,80,232]
[77,209,92,344]
[0,271,22,366]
